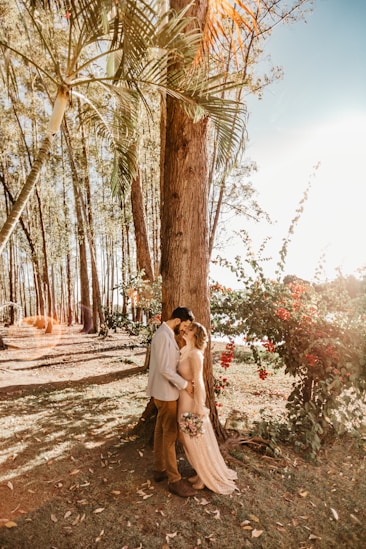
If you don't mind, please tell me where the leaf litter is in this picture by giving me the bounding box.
[0,329,364,548]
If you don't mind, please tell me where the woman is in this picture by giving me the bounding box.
[178,322,238,495]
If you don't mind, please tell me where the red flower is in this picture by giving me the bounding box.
[258,368,269,380]
[301,314,313,324]
[305,353,317,367]
[220,340,235,370]
[326,344,338,359]
[275,307,291,321]
[65,11,71,19]
[262,340,275,353]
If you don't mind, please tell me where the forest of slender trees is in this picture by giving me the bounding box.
[0,0,312,428]
[0,0,311,328]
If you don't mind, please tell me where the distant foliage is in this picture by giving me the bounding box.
[103,274,162,345]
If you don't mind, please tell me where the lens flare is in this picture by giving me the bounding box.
[7,317,64,361]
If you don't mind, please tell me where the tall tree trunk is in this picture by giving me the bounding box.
[161,0,225,438]
[1,176,46,327]
[62,121,92,333]
[8,242,15,326]
[131,170,154,281]
[66,253,73,326]
[79,102,105,332]
[35,189,54,333]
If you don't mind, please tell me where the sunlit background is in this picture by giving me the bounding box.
[212,0,366,285]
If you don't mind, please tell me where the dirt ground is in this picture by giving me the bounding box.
[0,324,365,549]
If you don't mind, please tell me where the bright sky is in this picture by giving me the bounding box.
[212,0,366,285]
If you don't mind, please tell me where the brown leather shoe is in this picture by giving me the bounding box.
[153,470,168,482]
[168,479,197,498]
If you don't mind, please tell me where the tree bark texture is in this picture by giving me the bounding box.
[131,170,154,281]
[161,99,210,324]
[160,0,226,439]
[79,102,105,332]
[63,121,92,333]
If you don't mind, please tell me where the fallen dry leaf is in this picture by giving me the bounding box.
[93,508,105,514]
[50,514,58,523]
[196,498,209,506]
[248,514,260,523]
[5,521,17,528]
[252,529,263,538]
[330,507,339,521]
[7,481,14,491]
[212,509,221,520]
[95,529,105,542]
[69,469,80,476]
[72,514,81,526]
[64,510,72,519]
[77,499,88,505]
[350,513,361,525]
[309,533,321,540]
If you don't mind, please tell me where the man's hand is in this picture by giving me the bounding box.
[185,380,194,396]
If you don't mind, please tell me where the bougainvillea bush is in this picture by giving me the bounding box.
[210,267,366,459]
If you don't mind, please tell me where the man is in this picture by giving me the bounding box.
[147,306,196,497]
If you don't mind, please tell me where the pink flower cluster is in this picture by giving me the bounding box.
[179,412,204,437]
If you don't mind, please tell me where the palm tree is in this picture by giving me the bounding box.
[0,0,208,254]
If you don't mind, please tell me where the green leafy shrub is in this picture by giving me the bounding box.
[210,269,366,459]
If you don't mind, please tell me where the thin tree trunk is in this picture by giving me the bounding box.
[8,242,15,326]
[1,176,46,328]
[79,103,105,332]
[66,253,73,326]
[35,189,54,333]
[62,120,92,333]
[130,170,154,281]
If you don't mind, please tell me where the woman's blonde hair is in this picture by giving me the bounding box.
[191,322,208,351]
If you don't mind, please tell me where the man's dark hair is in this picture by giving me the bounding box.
[171,306,194,322]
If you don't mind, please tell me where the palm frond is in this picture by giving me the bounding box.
[73,85,139,190]
[199,0,260,64]
[0,39,59,86]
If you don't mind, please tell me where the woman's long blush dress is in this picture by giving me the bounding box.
[178,347,237,495]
